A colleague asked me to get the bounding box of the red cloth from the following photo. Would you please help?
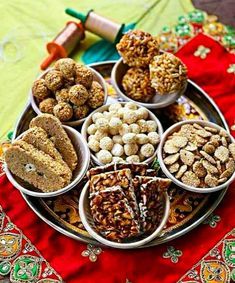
[1,33,235,283]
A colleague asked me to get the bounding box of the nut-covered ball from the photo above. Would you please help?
[32,79,50,100]
[126,155,140,163]
[111,143,124,157]
[69,84,89,106]
[73,104,90,119]
[117,30,159,67]
[140,143,155,158]
[148,132,160,145]
[55,88,70,103]
[53,102,73,121]
[88,139,100,153]
[44,70,63,91]
[122,68,155,102]
[124,143,138,156]
[100,137,113,151]
[39,98,57,114]
[54,58,76,82]
[87,81,105,109]
[75,64,93,89]
[96,150,112,164]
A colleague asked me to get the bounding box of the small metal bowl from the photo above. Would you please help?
[5,125,90,197]
[79,181,170,249]
[81,102,163,166]
[158,120,235,193]
[111,58,187,109]
[30,66,108,127]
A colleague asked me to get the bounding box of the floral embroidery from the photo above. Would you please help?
[163,246,183,263]
[203,213,221,228]
[227,64,235,74]
[81,244,102,262]
[194,45,211,59]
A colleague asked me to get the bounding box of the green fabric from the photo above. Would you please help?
[0,0,193,141]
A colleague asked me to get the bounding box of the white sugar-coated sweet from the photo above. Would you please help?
[117,107,125,118]
[87,124,97,135]
[92,112,103,123]
[88,139,100,152]
[94,130,107,141]
[124,143,138,156]
[136,133,149,144]
[130,123,140,134]
[119,123,131,136]
[95,118,109,131]
[88,134,96,141]
[112,156,124,163]
[146,120,157,132]
[109,127,119,135]
[136,107,149,120]
[148,132,160,145]
[96,150,112,164]
[103,111,113,120]
[100,137,114,151]
[123,110,138,124]
[112,135,124,145]
[109,117,122,129]
[126,155,140,163]
[109,103,122,112]
[111,143,124,157]
[140,143,155,157]
[122,133,136,144]
[125,102,138,110]
[137,119,148,133]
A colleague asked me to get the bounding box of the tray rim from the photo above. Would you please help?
[12,60,229,248]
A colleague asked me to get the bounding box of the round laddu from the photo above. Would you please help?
[44,70,64,92]
[87,81,105,109]
[75,64,93,88]
[54,58,76,82]
[73,104,90,119]
[53,102,73,121]
[32,78,50,100]
[55,88,70,103]
[39,98,57,114]
[69,84,89,106]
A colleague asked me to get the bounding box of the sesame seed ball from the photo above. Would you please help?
[116,30,159,67]
[39,98,57,114]
[124,143,138,156]
[75,64,93,89]
[94,130,108,141]
[148,132,160,145]
[73,104,90,119]
[45,70,63,92]
[113,135,124,145]
[69,84,89,106]
[88,139,100,152]
[112,157,124,163]
[130,123,140,134]
[137,119,148,133]
[125,102,138,110]
[126,155,140,163]
[87,81,105,109]
[109,117,122,129]
[87,124,97,135]
[96,118,109,131]
[100,137,113,151]
[109,103,122,112]
[123,110,138,124]
[111,143,124,157]
[96,150,112,164]
[32,79,50,100]
[136,107,149,120]
[54,58,76,82]
[146,120,157,132]
[140,143,155,158]
[122,133,136,144]
[55,88,70,103]
[92,112,104,123]
[53,102,73,121]
[119,124,131,136]
[136,134,149,145]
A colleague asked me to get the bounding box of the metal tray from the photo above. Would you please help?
[13,61,229,248]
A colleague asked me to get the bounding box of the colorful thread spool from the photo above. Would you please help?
[65,8,125,43]
[40,21,85,70]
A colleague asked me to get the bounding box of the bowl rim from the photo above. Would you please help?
[79,181,170,249]
[30,66,108,126]
[157,119,235,193]
[111,57,187,109]
[4,125,91,198]
[81,102,164,166]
